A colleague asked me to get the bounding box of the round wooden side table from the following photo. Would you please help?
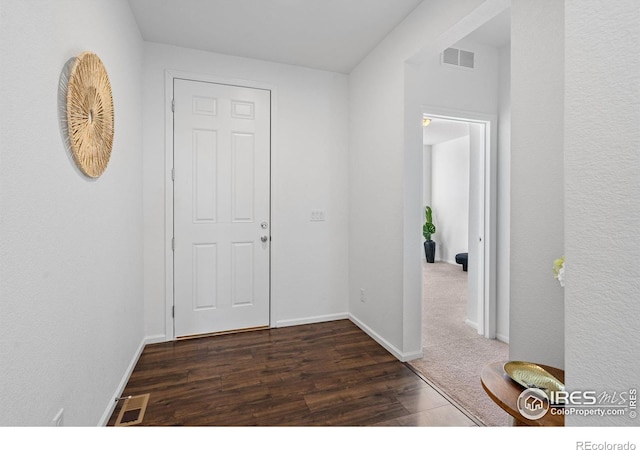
[481,361,565,426]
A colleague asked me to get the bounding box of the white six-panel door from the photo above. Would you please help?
[173,79,270,337]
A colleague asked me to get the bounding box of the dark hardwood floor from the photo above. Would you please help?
[107,320,478,426]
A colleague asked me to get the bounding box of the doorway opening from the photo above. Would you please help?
[421,111,494,336]
[408,111,509,426]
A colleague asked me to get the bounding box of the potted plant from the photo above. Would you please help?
[423,206,436,263]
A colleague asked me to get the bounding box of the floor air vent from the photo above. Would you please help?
[442,47,475,69]
[114,394,149,426]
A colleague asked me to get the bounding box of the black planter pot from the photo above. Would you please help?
[424,240,436,263]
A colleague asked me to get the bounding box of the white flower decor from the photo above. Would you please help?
[553,256,565,287]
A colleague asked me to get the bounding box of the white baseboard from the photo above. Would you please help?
[145,314,425,362]
[98,337,146,426]
[275,312,348,328]
[466,320,509,343]
[465,319,478,330]
[348,314,422,362]
[144,334,168,345]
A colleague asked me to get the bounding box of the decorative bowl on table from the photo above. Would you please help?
[503,361,565,404]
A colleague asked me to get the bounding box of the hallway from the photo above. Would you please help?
[408,261,510,426]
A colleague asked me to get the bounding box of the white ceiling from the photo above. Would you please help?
[127,0,424,73]
[423,118,470,146]
[464,8,511,48]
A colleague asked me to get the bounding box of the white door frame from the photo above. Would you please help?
[164,70,277,341]
[421,105,497,339]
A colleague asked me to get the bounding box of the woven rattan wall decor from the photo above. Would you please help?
[66,52,114,178]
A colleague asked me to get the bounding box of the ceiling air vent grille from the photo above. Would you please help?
[441,47,475,69]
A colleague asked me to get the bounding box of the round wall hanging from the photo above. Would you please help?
[66,52,114,178]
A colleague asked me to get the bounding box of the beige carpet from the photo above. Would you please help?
[408,261,511,426]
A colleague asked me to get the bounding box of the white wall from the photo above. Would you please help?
[495,43,511,343]
[509,0,564,368]
[420,37,500,115]
[431,136,470,264]
[0,0,143,426]
[349,0,507,360]
[565,0,640,426]
[142,43,350,340]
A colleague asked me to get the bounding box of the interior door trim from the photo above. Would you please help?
[164,69,277,342]
[420,105,498,340]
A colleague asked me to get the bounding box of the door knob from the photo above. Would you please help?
[261,235,269,243]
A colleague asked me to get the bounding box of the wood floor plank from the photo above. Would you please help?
[107,320,478,427]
